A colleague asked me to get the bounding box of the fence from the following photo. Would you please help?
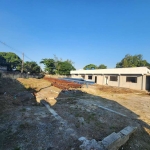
[0,72,44,79]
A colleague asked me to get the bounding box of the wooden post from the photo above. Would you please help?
[21,53,24,73]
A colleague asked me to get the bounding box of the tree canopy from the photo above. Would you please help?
[57,61,75,75]
[40,56,75,75]
[0,52,22,69]
[98,64,107,69]
[40,59,55,74]
[116,54,150,68]
[24,61,41,74]
[83,64,97,70]
[0,55,12,71]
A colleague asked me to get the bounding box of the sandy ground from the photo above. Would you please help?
[0,77,150,150]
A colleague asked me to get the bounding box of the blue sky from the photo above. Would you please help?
[0,0,150,69]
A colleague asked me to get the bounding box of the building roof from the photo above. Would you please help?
[70,67,150,75]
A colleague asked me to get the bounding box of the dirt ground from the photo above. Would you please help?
[0,77,150,150]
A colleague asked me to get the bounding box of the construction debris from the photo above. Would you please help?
[79,126,137,150]
[44,77,82,89]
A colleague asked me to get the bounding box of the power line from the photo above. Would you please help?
[0,40,34,62]
[0,40,43,71]
[0,40,22,54]
[24,54,34,61]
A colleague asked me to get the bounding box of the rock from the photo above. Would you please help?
[79,139,103,150]
[78,137,87,142]
[78,117,84,123]
[86,109,91,112]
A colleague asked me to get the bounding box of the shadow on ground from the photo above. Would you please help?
[52,89,150,150]
[0,77,149,150]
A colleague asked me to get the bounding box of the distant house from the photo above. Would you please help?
[70,67,150,91]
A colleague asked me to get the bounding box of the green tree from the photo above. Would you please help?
[57,61,75,75]
[98,64,107,69]
[40,59,55,74]
[116,54,150,68]
[83,64,97,70]
[24,61,40,74]
[0,55,12,71]
[0,52,22,69]
[40,56,76,75]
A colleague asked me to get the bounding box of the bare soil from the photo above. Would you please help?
[0,77,150,150]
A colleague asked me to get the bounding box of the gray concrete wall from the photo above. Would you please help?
[98,75,119,87]
[107,78,119,87]
[71,74,82,78]
[97,75,103,85]
[119,75,143,90]
[142,75,146,90]
[71,73,148,90]
[85,75,89,80]
[146,76,150,90]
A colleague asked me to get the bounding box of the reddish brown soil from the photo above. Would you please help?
[44,77,82,89]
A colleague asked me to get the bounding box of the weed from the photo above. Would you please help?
[20,108,26,112]
[75,113,80,117]
[14,147,20,150]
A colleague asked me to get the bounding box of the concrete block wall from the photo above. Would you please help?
[97,75,103,85]
[71,73,147,90]
[79,126,137,150]
[106,75,119,87]
[119,75,143,90]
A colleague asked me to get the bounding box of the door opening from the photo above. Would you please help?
[95,76,97,83]
[146,76,150,91]
[105,76,108,85]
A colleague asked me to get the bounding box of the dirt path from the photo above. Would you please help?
[0,78,150,150]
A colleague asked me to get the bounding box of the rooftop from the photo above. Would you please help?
[70,67,150,75]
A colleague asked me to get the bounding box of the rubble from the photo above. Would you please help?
[44,77,82,89]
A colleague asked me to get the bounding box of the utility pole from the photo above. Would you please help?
[21,53,24,73]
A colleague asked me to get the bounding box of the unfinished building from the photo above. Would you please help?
[70,67,150,91]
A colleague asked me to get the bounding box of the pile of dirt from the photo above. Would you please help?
[44,77,82,89]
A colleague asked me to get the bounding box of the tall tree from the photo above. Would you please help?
[40,59,55,74]
[98,64,107,69]
[0,52,22,69]
[24,61,40,74]
[0,55,12,71]
[116,54,150,68]
[57,61,75,75]
[40,56,76,75]
[83,64,97,70]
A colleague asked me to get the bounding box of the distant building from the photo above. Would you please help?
[70,67,150,91]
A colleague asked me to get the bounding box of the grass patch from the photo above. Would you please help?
[14,146,20,150]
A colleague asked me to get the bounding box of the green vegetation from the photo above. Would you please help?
[1,52,150,75]
[40,56,75,75]
[24,61,40,73]
[0,55,12,71]
[83,64,97,70]
[116,54,150,68]
[0,52,41,73]
[98,64,107,69]
[0,52,22,70]
[84,64,107,70]
[40,58,55,74]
